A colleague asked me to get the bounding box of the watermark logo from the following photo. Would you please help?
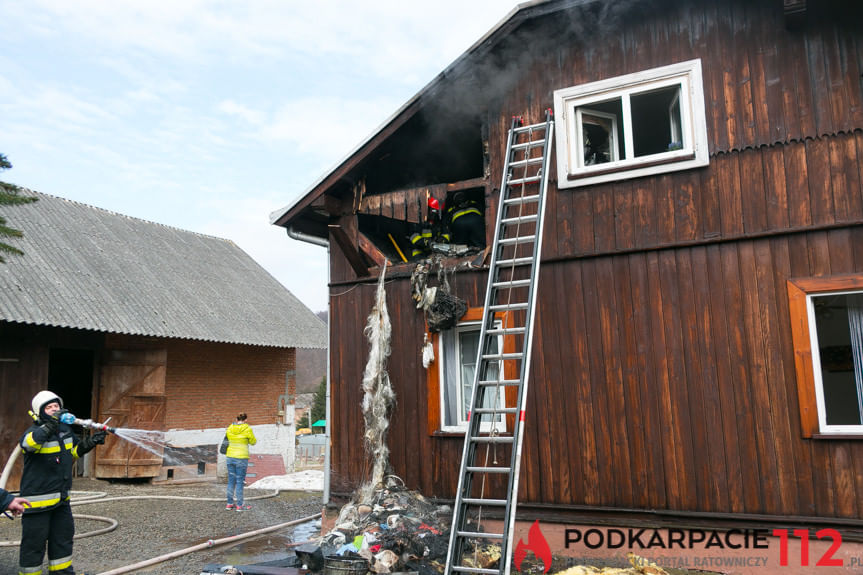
[514,520,552,573]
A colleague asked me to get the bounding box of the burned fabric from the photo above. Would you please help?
[410,258,468,333]
[357,265,396,505]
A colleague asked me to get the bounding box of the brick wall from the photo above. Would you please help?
[163,340,295,430]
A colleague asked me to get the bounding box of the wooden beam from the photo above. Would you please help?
[358,231,387,268]
[446,176,489,192]
[328,224,370,278]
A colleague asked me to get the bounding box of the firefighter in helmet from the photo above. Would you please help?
[447,191,484,248]
[17,391,106,575]
[410,196,450,259]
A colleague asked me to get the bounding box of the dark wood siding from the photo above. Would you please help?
[329,229,863,518]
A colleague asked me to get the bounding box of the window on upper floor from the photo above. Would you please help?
[788,276,863,437]
[553,59,709,188]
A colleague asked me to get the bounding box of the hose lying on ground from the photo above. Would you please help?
[94,512,321,575]
[0,488,283,547]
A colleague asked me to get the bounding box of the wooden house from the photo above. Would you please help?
[271,0,863,531]
[1,190,326,486]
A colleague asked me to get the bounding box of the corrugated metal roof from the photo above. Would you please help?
[0,189,327,349]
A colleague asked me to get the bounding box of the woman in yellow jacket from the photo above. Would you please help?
[225,412,256,510]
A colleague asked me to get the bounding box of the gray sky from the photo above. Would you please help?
[0,0,515,312]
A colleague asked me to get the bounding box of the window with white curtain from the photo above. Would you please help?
[809,291,863,431]
[438,320,505,432]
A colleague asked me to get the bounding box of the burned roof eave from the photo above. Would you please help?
[270,0,596,230]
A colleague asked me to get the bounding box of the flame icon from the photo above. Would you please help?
[513,519,552,573]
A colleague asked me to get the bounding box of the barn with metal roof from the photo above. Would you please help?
[0,189,326,484]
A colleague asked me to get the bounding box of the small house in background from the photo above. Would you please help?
[272,0,863,544]
[0,190,326,487]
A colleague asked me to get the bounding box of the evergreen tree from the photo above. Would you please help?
[310,376,326,424]
[297,378,325,430]
[297,412,310,430]
[0,154,37,263]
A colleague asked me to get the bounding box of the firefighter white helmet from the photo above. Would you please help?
[31,390,63,416]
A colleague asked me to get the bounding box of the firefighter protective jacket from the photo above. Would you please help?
[18,420,87,513]
[225,422,257,459]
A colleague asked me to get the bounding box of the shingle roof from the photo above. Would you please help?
[0,189,327,349]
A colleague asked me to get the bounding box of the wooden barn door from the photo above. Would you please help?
[94,349,166,479]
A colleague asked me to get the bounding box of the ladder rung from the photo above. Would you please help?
[478,379,521,386]
[483,352,523,361]
[452,567,499,575]
[489,302,528,312]
[503,194,540,205]
[515,120,551,132]
[492,279,531,289]
[457,530,505,539]
[501,215,537,225]
[495,257,533,267]
[486,327,525,336]
[462,497,508,506]
[473,407,517,414]
[470,436,514,444]
[507,175,542,186]
[508,157,544,169]
[497,236,535,246]
[466,465,511,474]
[511,138,546,151]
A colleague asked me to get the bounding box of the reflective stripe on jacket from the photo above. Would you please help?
[450,207,481,223]
[225,422,256,459]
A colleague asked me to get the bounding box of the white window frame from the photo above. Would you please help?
[553,59,709,188]
[438,320,505,433]
[576,108,620,166]
[807,290,863,434]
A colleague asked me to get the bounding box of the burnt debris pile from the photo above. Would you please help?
[301,476,502,575]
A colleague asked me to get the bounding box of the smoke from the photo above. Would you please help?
[422,0,657,124]
[356,265,396,504]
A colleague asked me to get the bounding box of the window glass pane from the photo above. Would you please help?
[813,294,863,425]
[441,328,459,427]
[630,85,682,157]
[459,329,479,422]
[435,323,504,429]
[577,98,623,166]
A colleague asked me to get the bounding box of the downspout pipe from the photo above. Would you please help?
[287,226,328,248]
[286,226,332,505]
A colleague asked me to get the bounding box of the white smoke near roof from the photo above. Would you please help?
[356,265,396,504]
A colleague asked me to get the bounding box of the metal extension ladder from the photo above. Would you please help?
[444,110,554,575]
